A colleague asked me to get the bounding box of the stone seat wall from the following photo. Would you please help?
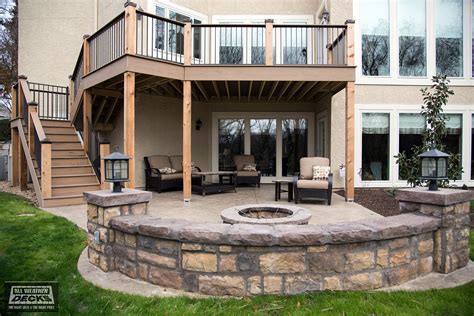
[84,188,472,296]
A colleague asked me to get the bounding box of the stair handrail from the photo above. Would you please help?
[15,76,53,204]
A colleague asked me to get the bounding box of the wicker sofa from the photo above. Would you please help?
[294,157,333,205]
[233,155,261,187]
[144,155,200,193]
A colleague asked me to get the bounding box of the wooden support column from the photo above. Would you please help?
[17,75,27,118]
[183,19,192,66]
[83,35,90,75]
[83,90,92,155]
[41,140,52,198]
[99,141,111,190]
[28,101,38,156]
[19,135,27,191]
[11,127,19,186]
[124,72,135,188]
[345,20,355,202]
[11,84,17,119]
[265,19,274,65]
[182,80,192,201]
[124,2,137,55]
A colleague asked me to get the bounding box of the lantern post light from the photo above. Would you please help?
[103,149,130,193]
[417,148,449,191]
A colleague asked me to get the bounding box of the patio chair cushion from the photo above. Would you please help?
[169,155,184,172]
[161,173,183,180]
[312,165,331,180]
[234,155,255,171]
[300,157,330,179]
[148,155,172,170]
[159,167,177,174]
[237,170,259,177]
[297,179,329,189]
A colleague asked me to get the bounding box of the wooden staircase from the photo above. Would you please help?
[34,119,100,207]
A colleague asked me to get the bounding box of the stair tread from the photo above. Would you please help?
[39,173,97,179]
[44,194,84,200]
[51,164,92,168]
[52,183,99,188]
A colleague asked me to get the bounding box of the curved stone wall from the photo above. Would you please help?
[84,188,472,296]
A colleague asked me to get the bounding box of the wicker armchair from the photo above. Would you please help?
[233,155,261,187]
[294,157,333,205]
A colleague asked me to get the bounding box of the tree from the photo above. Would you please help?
[395,76,463,187]
[0,0,17,109]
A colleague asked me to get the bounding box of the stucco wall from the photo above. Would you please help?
[105,94,325,189]
[18,0,95,86]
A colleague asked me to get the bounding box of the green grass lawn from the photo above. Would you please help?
[0,192,473,315]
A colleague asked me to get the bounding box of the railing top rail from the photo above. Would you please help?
[30,112,47,142]
[72,47,84,79]
[137,10,186,27]
[192,24,266,28]
[88,12,126,41]
[28,82,69,90]
[273,24,347,28]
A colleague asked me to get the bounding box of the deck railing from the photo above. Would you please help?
[88,12,125,72]
[28,82,69,120]
[72,48,84,98]
[191,24,267,65]
[136,11,186,63]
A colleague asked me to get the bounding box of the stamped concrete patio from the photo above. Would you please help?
[44,185,381,231]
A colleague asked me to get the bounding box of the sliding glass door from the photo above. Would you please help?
[214,113,314,182]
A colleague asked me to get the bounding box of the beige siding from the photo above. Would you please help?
[18,0,95,86]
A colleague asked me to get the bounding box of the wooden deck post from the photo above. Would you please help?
[99,141,111,190]
[124,71,135,188]
[124,2,137,55]
[265,19,274,65]
[11,84,17,119]
[83,35,90,75]
[83,89,92,155]
[19,134,27,191]
[182,80,192,201]
[41,140,52,198]
[17,75,27,118]
[28,101,38,156]
[183,19,192,66]
[344,20,355,202]
[11,127,19,186]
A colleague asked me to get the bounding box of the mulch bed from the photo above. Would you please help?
[335,189,401,217]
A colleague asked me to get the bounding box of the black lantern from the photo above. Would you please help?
[104,149,130,193]
[195,118,203,131]
[417,149,449,191]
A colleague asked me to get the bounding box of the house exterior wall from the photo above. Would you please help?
[18,0,95,86]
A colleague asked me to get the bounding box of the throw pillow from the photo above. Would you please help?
[312,165,330,180]
[242,163,257,171]
[159,167,176,174]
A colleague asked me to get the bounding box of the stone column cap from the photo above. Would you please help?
[84,189,152,207]
[396,187,473,206]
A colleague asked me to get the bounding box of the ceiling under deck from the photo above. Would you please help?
[97,74,347,104]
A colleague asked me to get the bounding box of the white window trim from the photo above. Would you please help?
[354,0,474,86]
[355,104,473,188]
[149,0,208,22]
[212,112,315,183]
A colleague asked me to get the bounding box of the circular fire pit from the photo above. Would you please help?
[221,204,311,225]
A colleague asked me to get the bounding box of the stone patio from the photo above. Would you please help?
[44,185,381,231]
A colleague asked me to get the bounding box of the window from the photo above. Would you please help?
[443,114,462,179]
[472,0,474,77]
[250,119,277,176]
[282,25,307,64]
[436,0,463,77]
[471,114,474,179]
[218,119,245,171]
[398,113,425,178]
[360,0,390,76]
[362,113,390,180]
[282,119,308,176]
[155,5,203,59]
[398,0,427,76]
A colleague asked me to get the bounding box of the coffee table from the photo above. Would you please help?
[272,179,294,202]
[192,171,237,196]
